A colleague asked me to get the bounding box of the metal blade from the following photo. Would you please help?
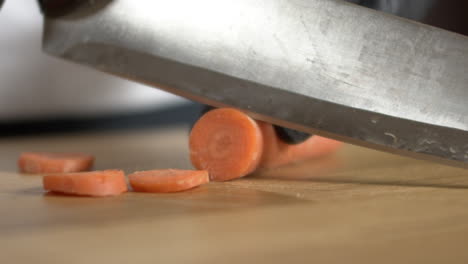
[42,0,468,167]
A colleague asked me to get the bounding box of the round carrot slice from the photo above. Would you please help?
[43,170,127,197]
[128,169,209,193]
[189,108,263,181]
[18,152,94,174]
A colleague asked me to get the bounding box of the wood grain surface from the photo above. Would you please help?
[1,126,468,264]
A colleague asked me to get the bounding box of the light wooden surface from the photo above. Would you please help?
[1,126,468,264]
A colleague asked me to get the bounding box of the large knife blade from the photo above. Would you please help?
[41,0,468,168]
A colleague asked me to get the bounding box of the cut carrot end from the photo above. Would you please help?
[189,108,263,181]
[18,152,94,174]
[129,169,209,193]
[43,170,127,197]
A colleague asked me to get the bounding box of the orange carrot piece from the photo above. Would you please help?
[43,170,127,197]
[128,169,209,193]
[258,122,342,169]
[189,108,342,181]
[189,108,263,181]
[18,152,94,174]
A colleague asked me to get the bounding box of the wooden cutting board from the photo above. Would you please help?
[1,126,468,264]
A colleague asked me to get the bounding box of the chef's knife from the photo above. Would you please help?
[39,0,468,168]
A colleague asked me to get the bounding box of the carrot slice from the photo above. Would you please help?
[18,152,94,174]
[189,108,342,181]
[128,169,209,193]
[258,122,342,169]
[43,170,127,197]
[189,108,263,181]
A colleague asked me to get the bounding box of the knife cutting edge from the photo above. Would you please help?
[38,0,468,168]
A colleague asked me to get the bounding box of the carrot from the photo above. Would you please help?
[189,108,263,181]
[128,169,209,193]
[18,152,94,174]
[258,122,343,169]
[43,170,127,197]
[189,108,342,181]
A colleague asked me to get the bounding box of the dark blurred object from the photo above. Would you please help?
[38,0,113,18]
[199,105,215,116]
[37,0,82,17]
[273,126,312,145]
[0,103,200,137]
[348,0,468,35]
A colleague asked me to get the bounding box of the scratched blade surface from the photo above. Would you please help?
[42,0,468,167]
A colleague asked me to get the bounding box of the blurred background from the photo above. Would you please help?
[0,0,201,136]
[0,0,466,137]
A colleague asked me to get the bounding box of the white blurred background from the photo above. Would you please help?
[0,0,186,122]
